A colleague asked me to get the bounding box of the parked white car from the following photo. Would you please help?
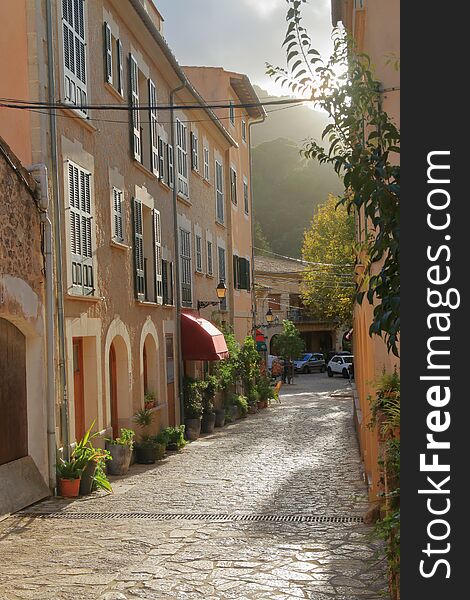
[327,355,354,379]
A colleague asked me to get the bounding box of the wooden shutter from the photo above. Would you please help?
[62,0,87,112]
[117,39,123,96]
[233,255,239,288]
[167,144,174,188]
[245,258,251,291]
[153,209,163,304]
[149,80,159,177]
[104,22,112,84]
[112,187,123,242]
[158,137,165,180]
[129,54,141,161]
[69,161,93,295]
[230,169,237,205]
[132,197,145,299]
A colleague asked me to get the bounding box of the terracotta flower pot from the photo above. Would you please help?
[79,460,97,496]
[248,404,258,415]
[59,477,81,498]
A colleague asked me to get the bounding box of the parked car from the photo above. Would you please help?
[327,354,354,378]
[294,353,326,374]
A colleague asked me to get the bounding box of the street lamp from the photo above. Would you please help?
[266,308,274,324]
[197,279,227,311]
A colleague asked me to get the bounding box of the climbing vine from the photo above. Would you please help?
[267,0,400,356]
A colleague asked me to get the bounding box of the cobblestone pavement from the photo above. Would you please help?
[0,375,388,599]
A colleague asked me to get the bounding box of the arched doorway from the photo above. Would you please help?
[142,334,158,403]
[0,318,27,466]
[108,336,130,437]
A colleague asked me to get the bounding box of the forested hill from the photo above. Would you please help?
[251,87,342,258]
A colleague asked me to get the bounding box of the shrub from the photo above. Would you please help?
[183,376,204,419]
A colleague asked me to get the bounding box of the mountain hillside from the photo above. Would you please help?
[251,88,343,258]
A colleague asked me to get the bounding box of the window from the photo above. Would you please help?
[243,178,249,213]
[203,147,210,181]
[215,160,224,223]
[129,54,141,161]
[233,255,240,288]
[218,247,227,310]
[132,198,162,303]
[180,228,192,306]
[112,187,124,243]
[191,132,199,171]
[62,0,87,114]
[176,119,188,198]
[195,235,203,272]
[268,294,281,311]
[103,23,123,96]
[207,240,213,275]
[149,80,159,177]
[229,100,235,126]
[68,161,94,295]
[162,260,174,305]
[241,119,247,142]
[234,256,250,290]
[230,168,237,205]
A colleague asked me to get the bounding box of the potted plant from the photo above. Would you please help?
[183,377,204,441]
[144,391,157,410]
[234,394,248,418]
[133,408,159,464]
[56,458,83,498]
[72,422,112,495]
[201,375,218,434]
[105,428,135,475]
[247,387,260,413]
[159,426,186,451]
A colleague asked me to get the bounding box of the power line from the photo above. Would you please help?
[254,247,355,269]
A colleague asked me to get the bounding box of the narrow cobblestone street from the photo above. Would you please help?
[0,376,388,600]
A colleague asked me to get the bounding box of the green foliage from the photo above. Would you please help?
[71,421,112,492]
[158,425,186,451]
[213,333,241,393]
[256,375,276,403]
[247,387,260,407]
[200,375,218,416]
[230,393,248,417]
[267,2,400,356]
[238,336,261,396]
[301,194,355,324]
[369,369,400,435]
[183,376,204,419]
[253,138,342,257]
[133,408,154,430]
[56,458,83,480]
[273,320,305,361]
[107,428,135,448]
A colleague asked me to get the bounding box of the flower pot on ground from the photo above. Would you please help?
[214,409,225,427]
[183,376,204,441]
[56,458,83,498]
[72,421,112,495]
[201,375,218,434]
[106,428,134,475]
[157,425,186,451]
[133,408,159,465]
[247,388,260,414]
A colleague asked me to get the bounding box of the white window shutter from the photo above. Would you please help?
[62,0,87,113]
[129,54,141,161]
[153,209,163,304]
[104,22,112,84]
[149,80,159,177]
[158,137,165,180]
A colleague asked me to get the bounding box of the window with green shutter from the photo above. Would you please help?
[132,197,145,299]
[129,54,141,161]
[149,80,159,177]
[153,209,163,304]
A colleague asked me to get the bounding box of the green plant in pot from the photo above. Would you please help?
[201,375,218,434]
[247,387,260,413]
[105,428,135,475]
[72,422,112,495]
[158,425,186,451]
[133,408,159,464]
[144,391,157,410]
[183,376,204,441]
[56,458,84,498]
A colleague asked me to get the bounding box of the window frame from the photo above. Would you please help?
[207,240,213,276]
[112,186,124,243]
[215,160,224,224]
[195,234,203,273]
[203,147,210,181]
[180,228,192,307]
[62,0,88,115]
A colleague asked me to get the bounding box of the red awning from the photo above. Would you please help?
[181,312,229,361]
[255,329,265,343]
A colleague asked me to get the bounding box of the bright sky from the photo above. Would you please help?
[154,0,334,98]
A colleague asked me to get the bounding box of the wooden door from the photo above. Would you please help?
[109,343,118,439]
[73,338,85,442]
[0,318,27,466]
[166,335,176,426]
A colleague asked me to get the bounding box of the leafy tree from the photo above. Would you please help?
[301,194,355,325]
[238,336,261,396]
[273,320,305,361]
[267,2,400,356]
[212,332,240,395]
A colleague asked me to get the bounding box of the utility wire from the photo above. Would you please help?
[255,247,355,268]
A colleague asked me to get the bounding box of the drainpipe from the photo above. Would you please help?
[248,115,266,339]
[46,0,70,459]
[170,81,187,424]
[26,164,57,492]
